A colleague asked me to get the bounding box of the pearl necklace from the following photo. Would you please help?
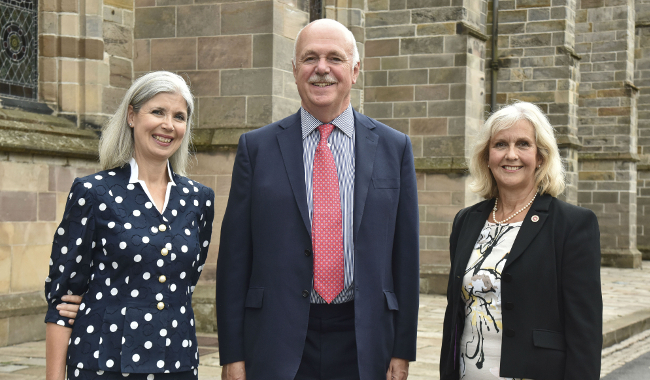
[493,193,537,225]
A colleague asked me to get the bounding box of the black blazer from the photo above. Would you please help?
[440,194,602,380]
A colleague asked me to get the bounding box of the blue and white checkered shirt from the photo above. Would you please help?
[301,105,355,304]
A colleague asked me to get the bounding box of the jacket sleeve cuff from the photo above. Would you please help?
[44,308,73,329]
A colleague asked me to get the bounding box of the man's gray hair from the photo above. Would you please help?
[293,19,360,67]
[99,71,194,176]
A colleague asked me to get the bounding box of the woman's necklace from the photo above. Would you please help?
[493,192,537,225]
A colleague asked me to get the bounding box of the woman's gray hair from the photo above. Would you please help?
[98,71,194,176]
[292,18,360,67]
[469,102,566,199]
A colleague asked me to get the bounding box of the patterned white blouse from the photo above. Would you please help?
[460,221,531,380]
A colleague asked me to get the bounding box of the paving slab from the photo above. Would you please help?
[0,262,648,379]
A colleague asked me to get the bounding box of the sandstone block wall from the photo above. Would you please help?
[39,0,134,129]
[576,0,642,267]
[133,0,309,135]
[635,0,650,259]
[361,0,488,292]
[4,0,650,347]
[0,150,99,346]
[487,0,582,204]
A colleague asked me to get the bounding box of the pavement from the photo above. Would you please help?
[0,262,648,380]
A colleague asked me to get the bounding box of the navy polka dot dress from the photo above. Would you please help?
[44,159,215,379]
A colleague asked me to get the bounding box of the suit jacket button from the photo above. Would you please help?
[505,329,515,337]
[302,290,309,298]
[503,273,512,283]
[159,224,167,232]
[504,302,514,310]
[157,302,165,310]
[304,249,312,257]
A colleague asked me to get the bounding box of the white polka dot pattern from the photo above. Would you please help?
[43,166,215,375]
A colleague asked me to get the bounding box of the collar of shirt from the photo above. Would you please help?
[128,157,177,186]
[301,104,354,140]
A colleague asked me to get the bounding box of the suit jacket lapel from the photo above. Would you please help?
[353,111,378,243]
[276,112,311,236]
[504,194,552,268]
[453,200,493,278]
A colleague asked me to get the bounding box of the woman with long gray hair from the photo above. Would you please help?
[44,71,215,380]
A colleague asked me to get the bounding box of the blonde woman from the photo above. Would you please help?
[45,71,215,380]
[440,102,602,380]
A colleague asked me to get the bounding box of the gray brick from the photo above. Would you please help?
[407,0,450,8]
[388,69,429,85]
[423,136,464,156]
[381,57,409,70]
[366,25,416,39]
[411,7,466,24]
[364,103,393,118]
[177,4,221,37]
[199,96,246,128]
[366,11,411,27]
[510,33,553,47]
[394,102,427,118]
[401,37,444,55]
[221,68,273,96]
[221,1,273,35]
[246,96,272,127]
[134,7,175,39]
[410,54,455,68]
[429,67,466,84]
[428,100,465,117]
[365,71,388,86]
[529,8,550,21]
[533,67,571,79]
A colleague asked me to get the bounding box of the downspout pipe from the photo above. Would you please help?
[491,0,499,112]
[310,0,323,22]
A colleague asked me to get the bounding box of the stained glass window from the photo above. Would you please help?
[0,0,37,99]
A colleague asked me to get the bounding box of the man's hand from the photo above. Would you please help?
[56,295,82,325]
[222,361,246,380]
[386,357,409,380]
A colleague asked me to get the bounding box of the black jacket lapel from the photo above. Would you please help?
[453,200,494,278]
[504,194,552,268]
[353,111,378,243]
[276,112,311,236]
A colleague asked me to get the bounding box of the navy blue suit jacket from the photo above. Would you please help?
[216,110,420,380]
[45,164,215,374]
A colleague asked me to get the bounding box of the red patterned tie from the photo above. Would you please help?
[312,124,344,304]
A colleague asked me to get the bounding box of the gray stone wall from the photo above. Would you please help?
[487,0,582,204]
[362,0,488,293]
[576,0,642,267]
[134,0,308,134]
[635,0,650,259]
[38,0,134,129]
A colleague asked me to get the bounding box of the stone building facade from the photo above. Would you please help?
[0,0,648,344]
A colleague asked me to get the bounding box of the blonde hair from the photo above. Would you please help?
[98,71,194,176]
[469,102,566,199]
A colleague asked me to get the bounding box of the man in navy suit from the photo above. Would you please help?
[216,19,419,380]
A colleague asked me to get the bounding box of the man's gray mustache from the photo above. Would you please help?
[308,75,338,84]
